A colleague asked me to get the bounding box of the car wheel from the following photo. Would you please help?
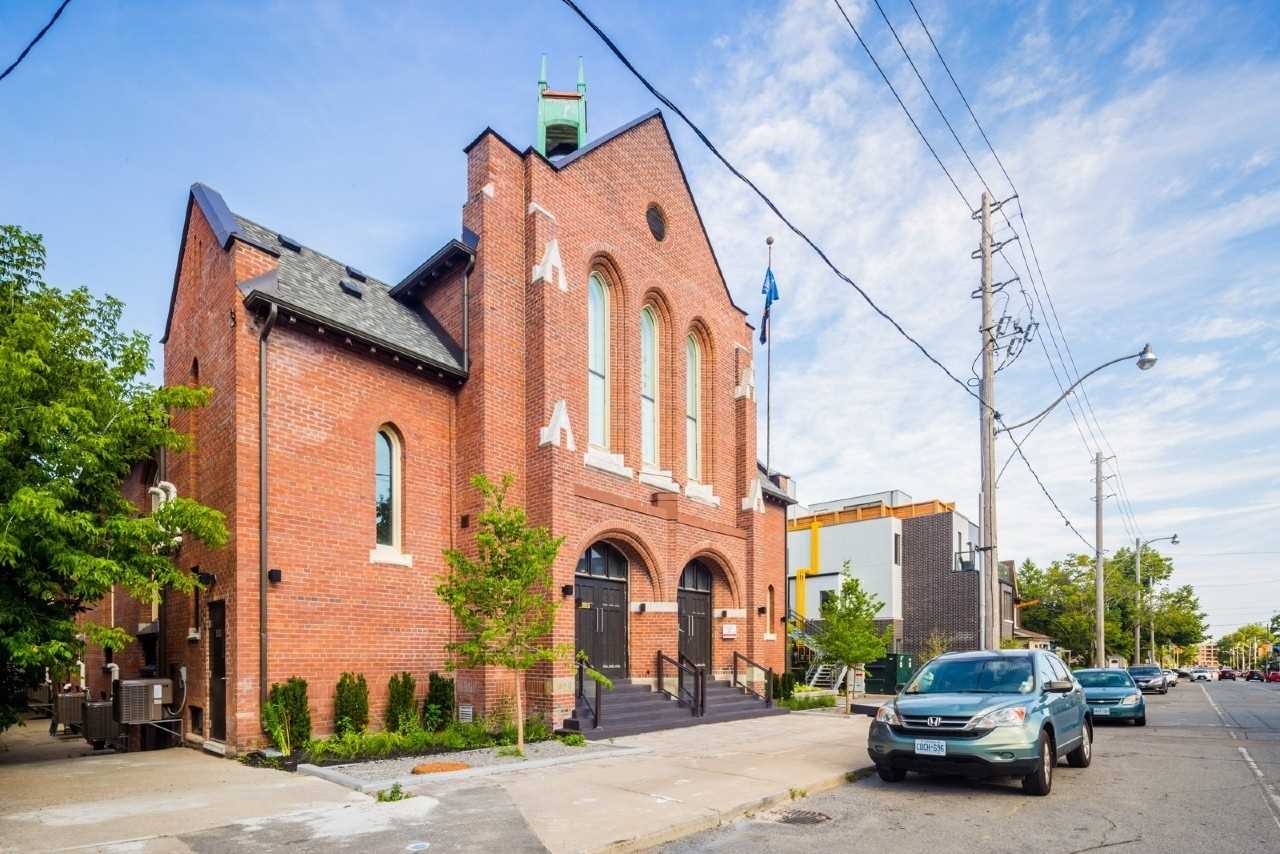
[1067,720,1093,768]
[1022,731,1054,796]
[1160,686,1168,695]
[1134,715,1146,727]
[876,763,907,783]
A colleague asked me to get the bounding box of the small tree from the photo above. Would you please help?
[811,570,892,712]
[921,631,952,663]
[333,672,368,736]
[438,474,566,755]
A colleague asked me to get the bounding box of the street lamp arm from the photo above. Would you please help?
[996,349,1146,434]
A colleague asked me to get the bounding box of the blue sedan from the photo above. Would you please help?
[1073,668,1147,726]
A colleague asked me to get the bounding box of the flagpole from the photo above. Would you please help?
[765,235,774,475]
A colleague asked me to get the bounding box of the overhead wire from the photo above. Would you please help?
[558,0,1096,551]
[0,0,72,84]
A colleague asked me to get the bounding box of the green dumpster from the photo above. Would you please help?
[863,653,915,694]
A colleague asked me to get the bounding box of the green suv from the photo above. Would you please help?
[867,649,1091,796]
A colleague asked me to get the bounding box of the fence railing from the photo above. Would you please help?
[576,659,603,729]
[657,651,703,716]
[732,650,774,707]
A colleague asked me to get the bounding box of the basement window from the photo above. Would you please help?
[190,706,204,736]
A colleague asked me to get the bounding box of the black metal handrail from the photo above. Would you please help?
[732,650,774,707]
[657,651,702,716]
[576,659,603,729]
[678,651,707,716]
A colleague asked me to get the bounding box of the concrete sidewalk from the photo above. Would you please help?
[407,711,875,852]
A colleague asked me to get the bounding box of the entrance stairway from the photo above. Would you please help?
[560,678,788,740]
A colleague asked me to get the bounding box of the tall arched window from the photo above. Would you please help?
[640,306,658,468]
[375,428,400,548]
[685,334,701,481]
[588,273,609,449]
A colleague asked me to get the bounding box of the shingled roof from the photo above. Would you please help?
[162,183,467,379]
[234,216,465,376]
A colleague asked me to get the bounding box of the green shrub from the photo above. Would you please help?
[497,714,553,746]
[559,732,586,747]
[424,672,454,730]
[334,672,369,736]
[376,782,409,802]
[780,694,835,711]
[263,677,311,753]
[771,671,796,702]
[496,744,523,758]
[385,672,418,735]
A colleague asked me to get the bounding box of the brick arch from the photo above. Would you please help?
[677,544,742,609]
[565,523,664,601]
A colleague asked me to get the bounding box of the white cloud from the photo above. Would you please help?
[682,0,1280,631]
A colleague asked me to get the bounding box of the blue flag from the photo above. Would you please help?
[759,267,779,344]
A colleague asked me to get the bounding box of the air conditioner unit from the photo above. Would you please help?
[82,700,119,749]
[114,679,173,724]
[55,691,85,728]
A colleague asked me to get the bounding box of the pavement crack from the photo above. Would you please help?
[1061,837,1142,854]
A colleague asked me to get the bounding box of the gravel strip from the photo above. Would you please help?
[331,739,607,783]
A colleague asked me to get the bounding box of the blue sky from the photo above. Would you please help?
[3,0,1278,644]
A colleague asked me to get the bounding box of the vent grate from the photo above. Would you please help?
[339,279,364,298]
[277,234,302,252]
[756,808,831,826]
[345,265,367,282]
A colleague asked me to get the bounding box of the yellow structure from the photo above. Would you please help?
[792,519,821,626]
[787,498,956,532]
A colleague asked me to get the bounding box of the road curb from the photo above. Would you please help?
[299,743,653,794]
[598,763,878,852]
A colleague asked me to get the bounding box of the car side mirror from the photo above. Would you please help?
[1044,679,1073,693]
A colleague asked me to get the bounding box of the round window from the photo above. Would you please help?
[645,204,666,242]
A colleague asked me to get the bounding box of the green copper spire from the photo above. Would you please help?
[536,54,588,158]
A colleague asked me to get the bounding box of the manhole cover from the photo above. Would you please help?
[757,808,831,826]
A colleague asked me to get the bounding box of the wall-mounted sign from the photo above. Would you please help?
[721,624,738,639]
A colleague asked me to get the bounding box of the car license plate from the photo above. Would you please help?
[1093,706,1110,716]
[914,739,946,757]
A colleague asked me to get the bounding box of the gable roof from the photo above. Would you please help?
[234,216,465,376]
[162,183,465,378]
[465,110,750,321]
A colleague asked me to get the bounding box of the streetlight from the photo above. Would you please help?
[981,344,1159,662]
[1135,533,1179,664]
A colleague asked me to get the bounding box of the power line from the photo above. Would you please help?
[902,0,1147,541]
[830,0,972,210]
[559,0,1097,553]
[0,0,72,84]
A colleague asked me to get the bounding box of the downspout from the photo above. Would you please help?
[461,253,474,373]
[258,303,278,711]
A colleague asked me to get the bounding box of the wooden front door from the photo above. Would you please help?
[575,577,627,680]
[208,600,226,742]
[678,589,712,670]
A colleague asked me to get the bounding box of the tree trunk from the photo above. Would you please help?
[514,668,525,756]
[845,664,853,714]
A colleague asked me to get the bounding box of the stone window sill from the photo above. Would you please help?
[639,466,680,493]
[584,447,634,480]
[685,480,721,507]
[369,546,414,567]
[763,632,777,641]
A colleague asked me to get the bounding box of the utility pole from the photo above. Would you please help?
[1094,451,1106,667]
[978,190,1000,650]
[1134,536,1142,664]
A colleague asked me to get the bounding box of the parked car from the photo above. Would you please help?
[1267,671,1280,683]
[1220,669,1237,681]
[1190,668,1212,682]
[1244,670,1264,682]
[1073,668,1147,726]
[1162,669,1180,687]
[1127,665,1168,694]
[868,650,1091,796]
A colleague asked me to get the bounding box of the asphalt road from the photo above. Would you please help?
[663,679,1280,854]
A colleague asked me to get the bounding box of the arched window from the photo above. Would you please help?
[588,273,609,449]
[575,541,628,580]
[640,306,659,467]
[375,428,400,548]
[685,334,702,481]
[679,560,712,592]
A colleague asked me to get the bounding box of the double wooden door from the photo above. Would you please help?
[678,589,711,670]
[575,577,627,680]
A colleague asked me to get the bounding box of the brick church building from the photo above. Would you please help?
[89,64,795,753]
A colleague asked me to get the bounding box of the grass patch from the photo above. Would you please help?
[496,744,524,758]
[558,732,586,747]
[376,782,410,802]
[780,694,836,711]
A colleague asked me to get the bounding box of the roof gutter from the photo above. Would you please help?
[258,302,278,712]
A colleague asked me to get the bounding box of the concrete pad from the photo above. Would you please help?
[0,723,360,853]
